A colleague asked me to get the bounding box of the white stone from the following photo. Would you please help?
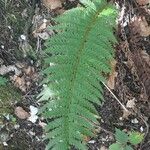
[20,34,26,40]
[131,118,139,124]
[88,140,95,144]
[140,126,144,132]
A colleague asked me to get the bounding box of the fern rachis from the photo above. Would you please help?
[39,0,118,149]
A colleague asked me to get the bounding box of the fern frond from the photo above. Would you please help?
[39,0,117,149]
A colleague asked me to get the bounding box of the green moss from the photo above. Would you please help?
[0,0,36,59]
[0,84,22,118]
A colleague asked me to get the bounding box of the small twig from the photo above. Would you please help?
[103,82,129,112]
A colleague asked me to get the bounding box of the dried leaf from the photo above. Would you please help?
[15,62,26,69]
[132,16,150,37]
[35,21,47,33]
[32,19,54,39]
[39,121,47,128]
[83,135,90,142]
[126,99,135,109]
[23,66,35,76]
[122,110,132,119]
[107,60,118,89]
[36,32,50,40]
[42,0,63,10]
[33,19,48,35]
[136,0,150,5]
[14,107,30,119]
[11,75,26,92]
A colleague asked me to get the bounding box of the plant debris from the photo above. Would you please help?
[14,106,30,120]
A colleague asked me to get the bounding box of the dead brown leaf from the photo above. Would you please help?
[42,0,63,10]
[23,66,35,76]
[32,18,54,39]
[122,110,132,120]
[132,16,150,37]
[10,75,26,92]
[83,135,90,142]
[107,60,118,89]
[126,98,135,109]
[39,121,47,128]
[136,0,150,5]
[100,146,108,150]
[33,21,47,34]
[14,107,30,119]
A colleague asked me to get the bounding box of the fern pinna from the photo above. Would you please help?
[39,0,117,149]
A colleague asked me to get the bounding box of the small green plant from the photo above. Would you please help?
[0,76,7,86]
[109,128,144,150]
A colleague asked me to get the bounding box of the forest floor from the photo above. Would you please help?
[0,0,150,150]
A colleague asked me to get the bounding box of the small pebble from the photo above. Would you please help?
[29,131,35,136]
[3,142,8,146]
[20,34,26,40]
[7,26,11,29]
[14,124,20,129]
[88,140,95,144]
[140,126,144,132]
[1,45,4,49]
[131,118,139,124]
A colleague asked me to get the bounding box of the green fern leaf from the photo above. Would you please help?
[40,0,117,149]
